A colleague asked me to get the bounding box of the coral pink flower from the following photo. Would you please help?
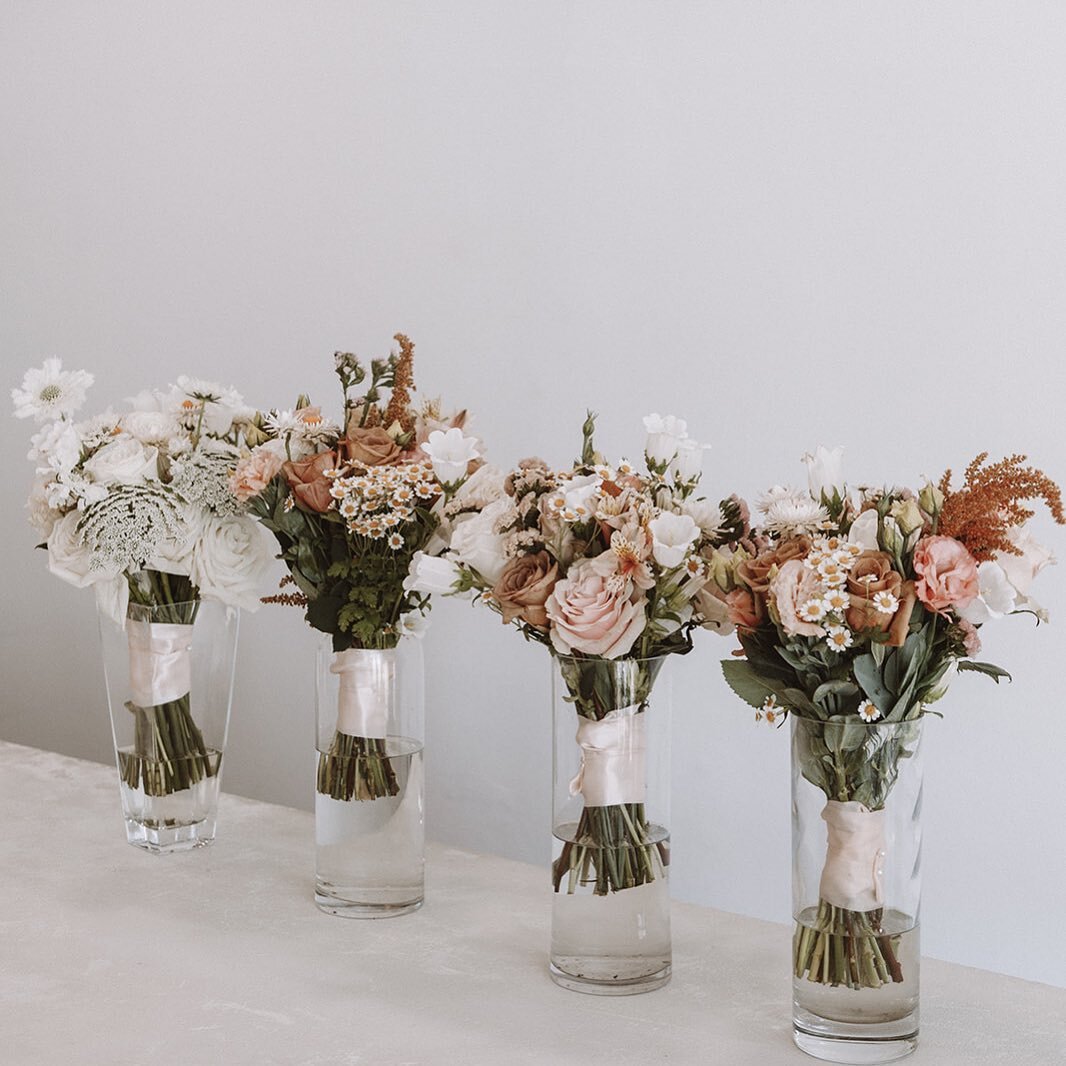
[769,559,826,638]
[230,446,284,503]
[545,559,646,659]
[912,535,980,613]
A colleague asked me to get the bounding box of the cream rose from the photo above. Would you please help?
[189,513,276,611]
[120,410,179,444]
[83,438,159,486]
[47,511,113,588]
[403,551,463,595]
[545,560,646,659]
[449,497,512,584]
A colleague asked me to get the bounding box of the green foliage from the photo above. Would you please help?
[957,660,1012,683]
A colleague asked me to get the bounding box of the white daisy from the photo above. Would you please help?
[825,625,854,653]
[755,694,787,726]
[798,598,828,623]
[12,359,94,422]
[872,590,899,615]
[387,532,404,550]
[857,699,881,723]
[822,588,850,613]
[337,498,359,519]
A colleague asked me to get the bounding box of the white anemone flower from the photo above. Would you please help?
[12,359,94,422]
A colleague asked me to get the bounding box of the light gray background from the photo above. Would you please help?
[2,2,1064,986]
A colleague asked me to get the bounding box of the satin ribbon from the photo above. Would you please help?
[330,649,394,739]
[569,708,647,807]
[819,800,887,911]
[127,621,194,707]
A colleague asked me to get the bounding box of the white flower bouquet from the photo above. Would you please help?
[13,360,276,799]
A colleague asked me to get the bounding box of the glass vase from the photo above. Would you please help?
[99,598,238,852]
[314,638,424,917]
[550,654,672,995]
[791,714,924,1063]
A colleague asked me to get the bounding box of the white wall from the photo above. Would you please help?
[2,1,1065,986]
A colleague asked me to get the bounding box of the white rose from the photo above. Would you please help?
[648,511,700,569]
[83,438,159,486]
[669,438,708,482]
[802,445,845,503]
[680,497,724,538]
[557,473,602,519]
[189,513,276,611]
[26,476,62,538]
[47,511,114,588]
[121,410,179,444]
[146,506,204,577]
[848,509,880,552]
[403,551,463,595]
[422,427,481,484]
[642,413,688,466]
[449,497,512,584]
[450,463,506,508]
[957,562,1018,625]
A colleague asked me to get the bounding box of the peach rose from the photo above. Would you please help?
[546,559,646,659]
[342,426,403,467]
[726,587,760,630]
[283,450,337,513]
[492,551,559,630]
[913,535,980,613]
[769,558,826,638]
[230,446,284,503]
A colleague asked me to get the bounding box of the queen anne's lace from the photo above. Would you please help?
[78,484,187,572]
[169,446,242,517]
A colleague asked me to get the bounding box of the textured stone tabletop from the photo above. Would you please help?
[1,741,1063,1065]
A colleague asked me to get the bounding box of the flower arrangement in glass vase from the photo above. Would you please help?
[12,359,276,847]
[407,411,748,990]
[719,445,1063,1058]
[235,335,479,800]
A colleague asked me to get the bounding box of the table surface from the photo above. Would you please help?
[2,741,1063,1066]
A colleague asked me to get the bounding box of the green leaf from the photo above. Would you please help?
[813,680,859,705]
[721,661,777,709]
[957,660,1013,684]
[853,653,893,716]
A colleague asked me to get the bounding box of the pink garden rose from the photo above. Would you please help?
[769,558,826,638]
[726,587,760,630]
[912,535,980,613]
[230,446,284,503]
[545,559,646,659]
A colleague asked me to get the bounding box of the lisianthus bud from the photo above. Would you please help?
[918,480,945,518]
[890,498,925,537]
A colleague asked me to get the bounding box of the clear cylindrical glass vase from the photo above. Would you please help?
[314,638,425,917]
[791,714,925,1062]
[550,654,672,995]
[99,598,238,852]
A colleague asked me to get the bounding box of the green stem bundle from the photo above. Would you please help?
[316,733,399,802]
[793,899,903,989]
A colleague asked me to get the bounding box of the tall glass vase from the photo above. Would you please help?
[791,715,924,1063]
[99,598,238,852]
[550,654,672,995]
[314,637,424,917]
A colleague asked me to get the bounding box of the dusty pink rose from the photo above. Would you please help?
[913,535,979,613]
[283,450,338,513]
[769,558,826,638]
[957,618,982,656]
[230,446,284,503]
[725,588,760,630]
[545,560,646,659]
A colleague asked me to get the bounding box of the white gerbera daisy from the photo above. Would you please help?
[12,359,94,422]
[825,625,854,653]
[857,699,881,723]
[872,590,899,615]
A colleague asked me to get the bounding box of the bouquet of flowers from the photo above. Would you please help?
[408,412,748,896]
[235,333,479,802]
[721,445,1064,990]
[13,359,276,797]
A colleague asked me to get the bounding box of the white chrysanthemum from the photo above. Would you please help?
[264,409,301,436]
[761,490,831,537]
[755,485,794,513]
[857,699,881,723]
[825,625,854,653]
[12,359,94,422]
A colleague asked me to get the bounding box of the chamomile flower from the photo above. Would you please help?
[387,532,404,550]
[755,694,787,726]
[337,498,359,519]
[804,550,827,571]
[857,699,881,723]
[684,556,706,579]
[822,588,850,613]
[617,459,635,476]
[415,481,436,500]
[825,625,854,653]
[817,558,847,584]
[843,542,863,559]
[330,483,348,500]
[872,590,899,614]
[799,598,828,623]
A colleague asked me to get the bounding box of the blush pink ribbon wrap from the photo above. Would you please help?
[819,800,887,912]
[569,709,647,807]
[330,649,394,739]
[127,621,194,707]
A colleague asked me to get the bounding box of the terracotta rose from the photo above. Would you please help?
[845,550,916,647]
[342,426,404,467]
[736,535,812,622]
[492,551,559,630]
[283,450,337,513]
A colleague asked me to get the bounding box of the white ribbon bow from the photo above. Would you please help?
[819,800,887,911]
[568,709,647,807]
[330,648,395,739]
[127,621,194,707]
